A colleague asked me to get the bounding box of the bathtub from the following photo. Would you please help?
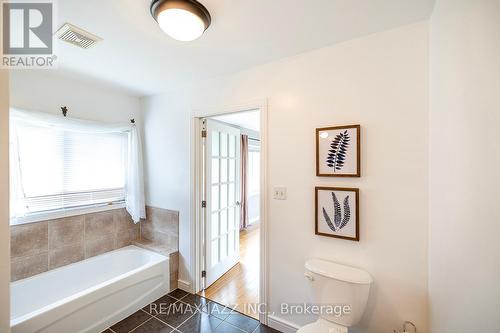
[11,245,169,333]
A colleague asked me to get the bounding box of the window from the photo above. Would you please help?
[9,109,145,223]
[248,149,260,196]
[247,138,260,225]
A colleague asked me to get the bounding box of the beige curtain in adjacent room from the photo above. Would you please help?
[240,134,249,229]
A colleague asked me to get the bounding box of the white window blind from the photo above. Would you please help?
[11,118,127,216]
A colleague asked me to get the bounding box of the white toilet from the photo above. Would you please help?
[298,258,373,333]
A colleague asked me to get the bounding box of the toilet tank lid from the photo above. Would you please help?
[305,259,373,284]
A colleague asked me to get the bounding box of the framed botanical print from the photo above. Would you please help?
[316,125,360,177]
[315,187,359,241]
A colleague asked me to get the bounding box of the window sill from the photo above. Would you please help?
[10,202,126,226]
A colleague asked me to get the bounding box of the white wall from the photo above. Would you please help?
[0,69,11,332]
[143,22,429,333]
[9,70,142,124]
[141,93,192,284]
[429,1,500,332]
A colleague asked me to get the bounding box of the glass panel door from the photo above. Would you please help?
[204,119,241,288]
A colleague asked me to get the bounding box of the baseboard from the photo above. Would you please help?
[268,315,300,333]
[177,279,192,293]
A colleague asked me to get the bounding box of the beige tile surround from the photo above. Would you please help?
[140,206,179,251]
[10,208,139,281]
[134,206,180,290]
[10,206,180,288]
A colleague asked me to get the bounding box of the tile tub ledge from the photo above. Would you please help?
[132,239,177,257]
[133,239,179,291]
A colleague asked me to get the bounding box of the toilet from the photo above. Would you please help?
[297,258,373,333]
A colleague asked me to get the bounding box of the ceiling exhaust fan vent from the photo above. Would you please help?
[55,23,102,49]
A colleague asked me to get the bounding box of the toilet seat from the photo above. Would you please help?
[297,318,348,333]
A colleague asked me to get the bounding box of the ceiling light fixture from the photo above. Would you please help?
[150,0,211,42]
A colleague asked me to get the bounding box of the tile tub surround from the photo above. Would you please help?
[140,206,179,251]
[132,238,180,292]
[11,208,139,281]
[137,206,180,291]
[106,289,280,333]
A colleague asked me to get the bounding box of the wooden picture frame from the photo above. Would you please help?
[315,187,359,241]
[316,125,361,177]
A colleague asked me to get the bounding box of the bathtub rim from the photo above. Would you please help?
[10,245,168,326]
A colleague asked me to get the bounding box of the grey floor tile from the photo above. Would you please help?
[110,310,153,333]
[224,312,260,333]
[177,312,223,332]
[155,302,197,329]
[143,295,179,315]
[214,321,245,333]
[252,324,281,333]
[168,289,189,300]
[131,317,174,333]
[202,301,233,321]
[180,293,209,309]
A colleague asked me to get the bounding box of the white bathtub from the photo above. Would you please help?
[11,245,169,333]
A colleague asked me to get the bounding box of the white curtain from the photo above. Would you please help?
[126,125,146,223]
[9,120,27,217]
[10,108,146,223]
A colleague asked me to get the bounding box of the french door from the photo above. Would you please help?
[204,119,241,288]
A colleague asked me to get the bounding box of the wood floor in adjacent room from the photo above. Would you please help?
[199,223,260,319]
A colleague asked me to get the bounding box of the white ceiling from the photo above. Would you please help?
[212,110,260,132]
[55,0,435,96]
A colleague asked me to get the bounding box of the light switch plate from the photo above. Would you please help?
[273,187,287,200]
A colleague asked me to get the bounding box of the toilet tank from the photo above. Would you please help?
[305,259,372,327]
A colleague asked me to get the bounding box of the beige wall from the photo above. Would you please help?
[143,22,429,333]
[429,0,500,331]
[0,68,10,331]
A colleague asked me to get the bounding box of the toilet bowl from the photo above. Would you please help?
[297,258,373,333]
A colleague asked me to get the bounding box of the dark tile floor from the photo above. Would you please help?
[103,289,281,333]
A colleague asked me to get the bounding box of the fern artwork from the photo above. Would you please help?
[316,125,360,177]
[315,187,359,241]
[322,192,350,232]
[326,130,350,172]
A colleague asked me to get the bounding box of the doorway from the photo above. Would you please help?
[195,109,263,319]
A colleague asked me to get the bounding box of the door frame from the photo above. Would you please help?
[190,100,269,325]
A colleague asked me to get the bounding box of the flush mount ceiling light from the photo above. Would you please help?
[150,0,211,42]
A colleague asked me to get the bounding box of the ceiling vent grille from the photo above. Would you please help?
[55,23,102,49]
